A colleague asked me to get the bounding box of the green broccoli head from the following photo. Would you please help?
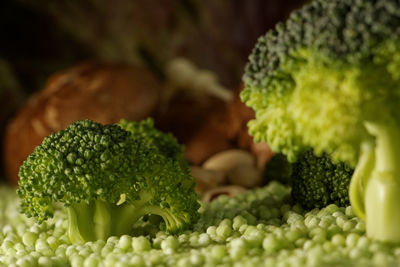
[291,150,353,210]
[18,120,132,221]
[242,0,400,242]
[17,119,199,243]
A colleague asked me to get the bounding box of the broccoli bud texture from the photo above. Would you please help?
[17,119,200,243]
[291,150,353,210]
[267,151,353,210]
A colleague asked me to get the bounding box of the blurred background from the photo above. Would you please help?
[0,0,307,188]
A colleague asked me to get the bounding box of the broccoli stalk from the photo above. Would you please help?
[18,119,200,244]
[348,142,375,224]
[67,195,189,243]
[350,120,400,242]
[242,0,400,242]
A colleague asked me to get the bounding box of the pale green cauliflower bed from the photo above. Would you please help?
[1,182,400,267]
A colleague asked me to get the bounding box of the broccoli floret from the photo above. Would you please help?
[266,151,353,209]
[291,150,353,210]
[17,119,200,244]
[242,0,400,242]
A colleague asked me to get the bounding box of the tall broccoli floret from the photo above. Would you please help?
[17,120,199,244]
[242,0,400,242]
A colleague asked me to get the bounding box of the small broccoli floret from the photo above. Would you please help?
[17,119,200,244]
[242,0,400,242]
[291,150,353,210]
[266,151,353,210]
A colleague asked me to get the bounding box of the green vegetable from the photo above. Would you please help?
[266,151,353,210]
[17,119,200,244]
[242,0,400,242]
[291,150,353,210]
[2,183,400,266]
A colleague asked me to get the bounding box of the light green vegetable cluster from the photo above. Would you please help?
[242,0,400,242]
[2,182,400,267]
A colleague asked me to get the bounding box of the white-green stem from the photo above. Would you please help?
[349,141,375,220]
[363,121,400,242]
[93,200,111,240]
[68,203,94,243]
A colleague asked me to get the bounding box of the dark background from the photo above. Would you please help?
[0,0,307,183]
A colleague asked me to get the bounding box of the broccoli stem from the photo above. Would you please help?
[67,201,137,243]
[68,201,116,243]
[67,203,95,243]
[349,142,375,220]
[93,200,111,240]
[141,205,184,232]
[354,120,400,242]
[67,190,187,243]
[112,203,149,236]
[113,203,184,235]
